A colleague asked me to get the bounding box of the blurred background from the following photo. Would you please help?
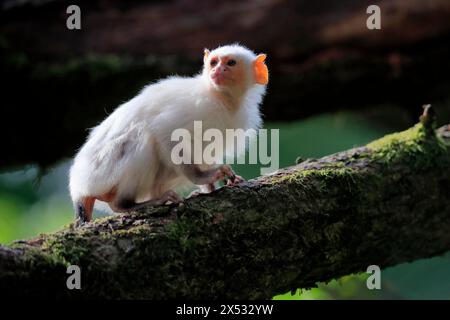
[1,0,450,299]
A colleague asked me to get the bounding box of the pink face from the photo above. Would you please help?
[207,55,246,88]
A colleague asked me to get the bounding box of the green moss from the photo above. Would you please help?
[19,245,65,268]
[272,166,366,194]
[367,123,448,169]
[367,123,423,150]
[111,224,156,240]
[38,230,102,268]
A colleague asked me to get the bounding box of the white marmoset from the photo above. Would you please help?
[69,44,269,224]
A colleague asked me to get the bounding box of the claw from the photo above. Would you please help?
[209,165,244,187]
[161,190,183,204]
[220,165,244,186]
[74,217,86,228]
[227,174,244,186]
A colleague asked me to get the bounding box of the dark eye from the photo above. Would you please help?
[227,59,237,66]
[210,59,218,67]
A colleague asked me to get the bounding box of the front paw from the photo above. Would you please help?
[73,218,86,228]
[226,174,245,186]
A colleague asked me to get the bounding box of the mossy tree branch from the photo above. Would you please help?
[3,0,450,170]
[0,115,449,299]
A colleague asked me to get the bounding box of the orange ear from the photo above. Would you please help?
[204,49,210,62]
[253,54,269,85]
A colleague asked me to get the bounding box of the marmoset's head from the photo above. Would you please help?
[203,44,269,92]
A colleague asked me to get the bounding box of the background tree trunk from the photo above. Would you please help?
[2,0,450,169]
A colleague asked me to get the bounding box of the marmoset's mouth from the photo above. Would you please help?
[211,73,232,85]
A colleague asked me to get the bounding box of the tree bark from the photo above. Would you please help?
[0,112,449,299]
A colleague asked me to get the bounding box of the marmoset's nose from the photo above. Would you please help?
[213,65,226,75]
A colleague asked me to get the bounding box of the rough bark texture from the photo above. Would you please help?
[0,116,449,299]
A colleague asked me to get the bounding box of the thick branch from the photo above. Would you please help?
[0,121,449,299]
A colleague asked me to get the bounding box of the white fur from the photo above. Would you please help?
[69,45,266,206]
